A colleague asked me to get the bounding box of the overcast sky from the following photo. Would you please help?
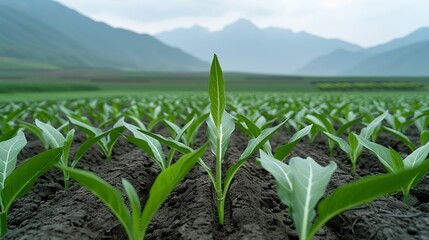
[55,0,429,47]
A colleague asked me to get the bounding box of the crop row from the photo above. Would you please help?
[1,56,429,239]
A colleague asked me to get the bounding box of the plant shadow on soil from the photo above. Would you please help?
[4,126,429,240]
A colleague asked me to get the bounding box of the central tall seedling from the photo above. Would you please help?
[208,54,234,224]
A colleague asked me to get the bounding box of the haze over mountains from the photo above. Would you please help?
[157,21,429,76]
[0,0,207,71]
[0,0,428,75]
[156,19,363,74]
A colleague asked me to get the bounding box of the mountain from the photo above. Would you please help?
[0,5,107,67]
[297,27,429,76]
[156,19,362,74]
[368,27,429,54]
[0,0,207,71]
[344,40,429,76]
[296,49,371,75]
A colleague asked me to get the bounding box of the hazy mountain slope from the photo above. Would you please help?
[0,6,107,67]
[0,0,207,71]
[297,27,429,76]
[344,40,429,76]
[368,27,429,54]
[156,19,362,73]
[296,49,371,75]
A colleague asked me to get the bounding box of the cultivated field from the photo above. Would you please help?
[1,57,429,239]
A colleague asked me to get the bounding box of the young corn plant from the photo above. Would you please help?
[36,120,75,189]
[205,55,286,224]
[0,131,62,236]
[259,150,429,240]
[355,134,429,203]
[68,116,125,162]
[306,111,361,156]
[322,111,388,172]
[62,144,207,240]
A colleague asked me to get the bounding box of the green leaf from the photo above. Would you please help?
[337,117,362,136]
[389,147,404,172]
[354,134,394,172]
[35,119,65,148]
[421,130,429,146]
[289,157,336,240]
[122,179,141,240]
[275,125,313,161]
[140,143,208,238]
[0,131,27,191]
[360,111,388,139]
[382,126,416,151]
[18,121,49,149]
[309,160,429,240]
[122,121,166,169]
[223,121,286,197]
[236,114,262,137]
[403,141,429,169]
[322,131,352,158]
[1,148,62,212]
[62,167,133,238]
[186,113,209,147]
[258,150,293,205]
[73,131,111,167]
[207,112,235,162]
[68,116,101,137]
[138,130,192,154]
[208,54,225,128]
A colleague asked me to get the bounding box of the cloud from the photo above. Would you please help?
[55,0,429,47]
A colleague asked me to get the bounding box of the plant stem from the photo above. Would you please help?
[0,212,7,237]
[64,173,70,190]
[216,132,224,225]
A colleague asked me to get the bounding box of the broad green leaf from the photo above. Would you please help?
[35,119,65,148]
[306,115,329,133]
[236,114,261,137]
[164,120,181,138]
[122,121,165,169]
[403,141,429,169]
[105,126,125,159]
[354,134,394,172]
[240,120,286,161]
[0,131,27,191]
[258,150,293,205]
[360,111,388,139]
[62,167,133,238]
[68,116,101,137]
[421,130,429,145]
[208,54,225,128]
[62,130,75,165]
[289,157,336,240]
[186,113,209,146]
[18,121,49,149]
[223,121,286,197]
[73,131,111,167]
[140,143,208,238]
[207,112,235,162]
[322,131,352,157]
[309,160,429,240]
[122,179,141,240]
[138,130,191,154]
[275,125,313,161]
[337,117,362,136]
[389,147,404,172]
[382,126,416,151]
[1,148,62,212]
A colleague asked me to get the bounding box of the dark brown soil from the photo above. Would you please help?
[4,127,429,240]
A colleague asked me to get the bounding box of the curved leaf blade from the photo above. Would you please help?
[140,143,208,238]
[309,160,429,240]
